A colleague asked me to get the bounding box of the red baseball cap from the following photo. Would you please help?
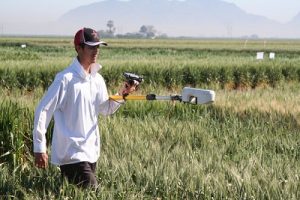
[74,27,107,46]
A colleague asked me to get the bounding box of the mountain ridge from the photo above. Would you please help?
[58,0,300,38]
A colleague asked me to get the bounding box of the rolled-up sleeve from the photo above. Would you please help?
[96,75,123,116]
[98,98,123,116]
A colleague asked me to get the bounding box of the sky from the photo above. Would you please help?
[0,0,300,34]
[0,0,100,23]
[222,0,300,23]
[0,0,300,23]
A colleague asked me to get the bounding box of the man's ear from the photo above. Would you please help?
[75,44,83,53]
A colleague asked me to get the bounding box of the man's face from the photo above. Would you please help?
[77,44,99,65]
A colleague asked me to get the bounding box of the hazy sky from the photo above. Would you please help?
[0,0,99,23]
[0,0,300,35]
[222,0,300,23]
[0,0,299,24]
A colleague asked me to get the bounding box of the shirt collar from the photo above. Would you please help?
[72,58,102,79]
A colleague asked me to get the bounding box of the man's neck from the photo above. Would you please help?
[77,56,90,74]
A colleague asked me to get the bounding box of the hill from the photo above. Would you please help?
[58,0,299,38]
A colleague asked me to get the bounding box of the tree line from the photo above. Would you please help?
[97,20,168,39]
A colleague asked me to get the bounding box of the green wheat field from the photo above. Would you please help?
[0,37,299,199]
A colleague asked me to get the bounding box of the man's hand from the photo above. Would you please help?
[118,81,138,96]
[34,152,48,168]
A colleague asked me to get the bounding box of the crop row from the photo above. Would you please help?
[1,64,300,91]
[1,98,298,167]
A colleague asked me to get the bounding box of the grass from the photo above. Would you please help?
[0,37,299,199]
[0,83,299,199]
[1,37,300,90]
[215,82,300,114]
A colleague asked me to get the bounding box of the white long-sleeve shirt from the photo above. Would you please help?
[33,58,122,165]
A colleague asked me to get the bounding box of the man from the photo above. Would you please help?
[33,27,136,188]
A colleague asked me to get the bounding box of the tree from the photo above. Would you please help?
[139,25,148,34]
[106,20,116,35]
[139,25,156,38]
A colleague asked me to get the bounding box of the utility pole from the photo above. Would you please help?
[0,24,3,36]
[226,24,232,38]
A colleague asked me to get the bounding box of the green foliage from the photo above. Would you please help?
[0,67,59,91]
[1,38,300,90]
[248,66,265,88]
[0,100,33,167]
[0,47,39,61]
[282,65,298,81]
[1,100,299,199]
[0,69,17,89]
[265,67,283,88]
[1,37,300,199]
[2,63,298,91]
